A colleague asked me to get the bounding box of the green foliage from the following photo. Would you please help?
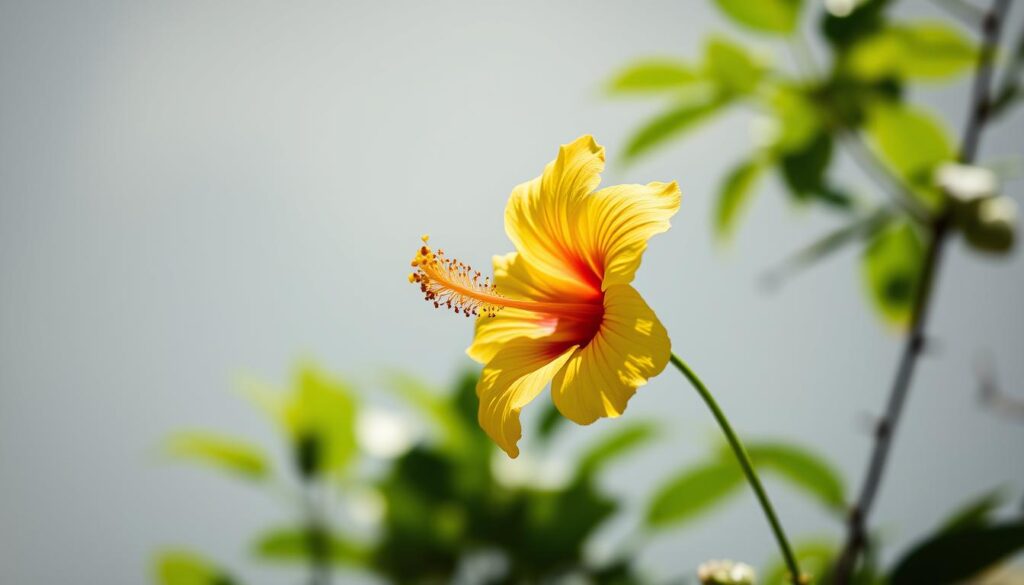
[624,95,727,162]
[576,422,659,477]
[849,23,977,81]
[715,157,767,241]
[706,36,764,95]
[890,522,1024,584]
[713,0,803,35]
[607,59,700,93]
[861,221,924,328]
[647,460,744,528]
[762,539,835,585]
[165,432,268,480]
[938,488,1006,534]
[154,551,235,585]
[252,527,370,566]
[866,103,953,207]
[742,442,846,511]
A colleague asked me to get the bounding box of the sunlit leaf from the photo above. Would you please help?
[861,221,925,328]
[154,550,235,585]
[769,85,821,153]
[608,59,701,93]
[285,363,359,477]
[850,23,977,81]
[252,527,370,566]
[939,489,1006,534]
[577,422,658,477]
[715,157,766,241]
[646,460,744,528]
[890,522,1024,584]
[740,441,846,511]
[866,103,952,207]
[624,96,728,162]
[165,432,268,480]
[762,540,835,585]
[713,0,803,35]
[705,36,763,95]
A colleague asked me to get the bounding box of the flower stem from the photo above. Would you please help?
[669,352,802,584]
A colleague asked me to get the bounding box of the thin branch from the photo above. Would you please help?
[833,1,1012,582]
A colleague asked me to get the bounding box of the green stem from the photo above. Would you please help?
[669,353,802,584]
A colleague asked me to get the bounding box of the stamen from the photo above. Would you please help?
[409,236,603,320]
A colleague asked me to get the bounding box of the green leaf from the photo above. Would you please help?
[769,85,821,153]
[624,96,728,162]
[779,131,832,200]
[762,540,835,585]
[154,551,235,585]
[608,59,701,93]
[252,527,370,566]
[861,221,925,328]
[713,0,803,35]
[822,0,888,49]
[715,157,766,241]
[850,23,977,81]
[705,36,764,95]
[866,103,952,207]
[939,489,1006,534]
[385,371,470,450]
[165,432,268,480]
[646,460,744,528]
[740,442,846,511]
[890,522,1024,584]
[577,422,658,477]
[286,363,359,477]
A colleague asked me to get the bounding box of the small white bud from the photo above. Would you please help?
[698,559,757,585]
[936,162,998,203]
[824,0,857,17]
[978,196,1017,227]
[356,408,417,458]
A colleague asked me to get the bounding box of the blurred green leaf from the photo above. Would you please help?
[625,95,728,162]
[769,85,821,152]
[154,551,235,585]
[705,36,764,95]
[252,527,370,566]
[862,221,925,328]
[780,131,832,200]
[646,460,744,528]
[850,23,977,81]
[822,0,889,49]
[866,103,952,207]
[890,522,1024,584]
[165,432,268,480]
[286,363,359,477]
[713,0,803,35]
[940,489,1006,534]
[577,422,658,477]
[741,441,846,511]
[536,403,565,442]
[763,540,835,585]
[715,157,766,241]
[608,59,701,93]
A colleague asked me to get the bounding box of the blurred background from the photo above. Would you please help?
[1,1,1023,583]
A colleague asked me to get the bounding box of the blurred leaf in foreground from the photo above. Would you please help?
[715,157,767,242]
[762,539,835,585]
[866,102,953,207]
[646,460,744,528]
[713,0,803,35]
[890,522,1024,584]
[849,22,977,81]
[165,432,268,480]
[705,36,764,96]
[608,59,702,94]
[252,527,370,566]
[624,95,728,162]
[861,220,925,328]
[576,422,659,478]
[154,551,236,585]
[741,441,846,511]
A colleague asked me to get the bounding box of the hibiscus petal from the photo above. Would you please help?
[582,181,681,290]
[477,340,578,458]
[467,307,558,364]
[550,285,670,425]
[504,135,605,299]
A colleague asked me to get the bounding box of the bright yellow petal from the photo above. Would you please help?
[477,340,578,458]
[581,181,681,290]
[504,135,606,299]
[550,285,670,425]
[467,307,558,364]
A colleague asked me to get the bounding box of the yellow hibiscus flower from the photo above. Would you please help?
[410,135,680,457]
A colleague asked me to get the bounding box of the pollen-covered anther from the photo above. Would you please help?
[408,239,503,318]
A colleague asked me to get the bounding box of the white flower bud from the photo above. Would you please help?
[698,559,757,585]
[935,162,998,203]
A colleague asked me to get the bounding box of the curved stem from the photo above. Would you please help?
[669,353,802,584]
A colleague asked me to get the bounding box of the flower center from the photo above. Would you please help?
[409,236,603,320]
